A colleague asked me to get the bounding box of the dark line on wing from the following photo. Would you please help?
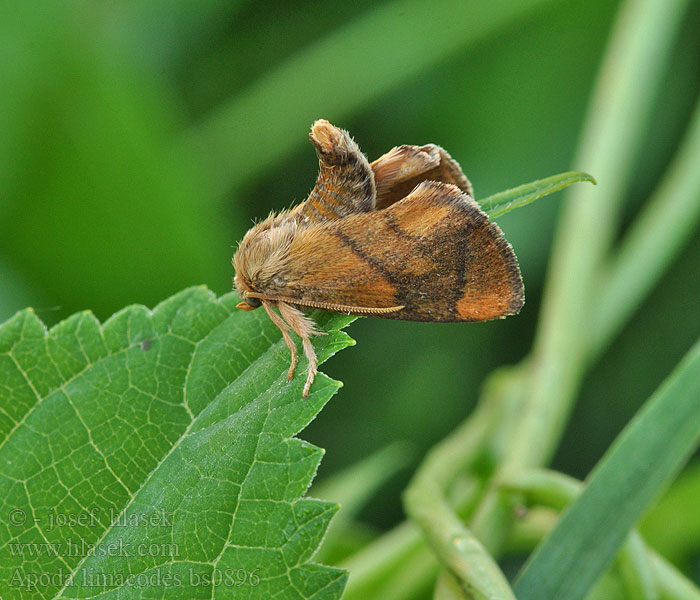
[383,212,416,240]
[334,229,403,288]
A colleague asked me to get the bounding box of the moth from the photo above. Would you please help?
[233,120,524,396]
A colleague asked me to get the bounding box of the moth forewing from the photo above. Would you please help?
[278,181,523,322]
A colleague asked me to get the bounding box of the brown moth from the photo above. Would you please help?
[233,120,524,396]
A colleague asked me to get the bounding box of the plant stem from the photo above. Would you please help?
[502,468,697,600]
[434,570,470,600]
[470,0,692,552]
[507,0,691,471]
[592,97,700,356]
[402,398,515,598]
[341,521,428,600]
[651,553,700,600]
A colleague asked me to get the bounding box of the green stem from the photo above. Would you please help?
[651,553,700,600]
[343,367,529,598]
[434,569,470,600]
[501,468,696,600]
[471,0,692,551]
[402,399,515,599]
[617,533,659,600]
[592,96,700,356]
[403,486,514,599]
[340,521,427,600]
[506,0,691,473]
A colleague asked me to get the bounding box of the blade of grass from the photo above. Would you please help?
[180,0,559,197]
[501,470,659,600]
[514,338,700,600]
[480,171,595,219]
[503,469,697,600]
[507,511,700,600]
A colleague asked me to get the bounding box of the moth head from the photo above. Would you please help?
[233,213,298,311]
[236,294,262,311]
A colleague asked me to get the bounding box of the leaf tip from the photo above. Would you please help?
[580,172,597,185]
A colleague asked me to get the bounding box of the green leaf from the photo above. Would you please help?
[479,171,596,219]
[514,337,700,600]
[0,287,354,599]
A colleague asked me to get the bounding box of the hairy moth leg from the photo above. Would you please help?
[277,300,324,397]
[262,300,298,381]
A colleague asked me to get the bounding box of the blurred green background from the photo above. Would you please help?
[1,0,698,554]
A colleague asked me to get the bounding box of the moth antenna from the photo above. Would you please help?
[277,301,320,397]
[262,301,297,381]
[246,292,404,315]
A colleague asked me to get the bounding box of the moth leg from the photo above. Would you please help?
[262,301,297,381]
[277,301,322,397]
[371,144,473,209]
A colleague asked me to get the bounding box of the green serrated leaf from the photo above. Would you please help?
[480,171,596,219]
[514,337,700,600]
[0,287,354,599]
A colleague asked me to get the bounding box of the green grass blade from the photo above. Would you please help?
[503,469,700,599]
[480,171,595,219]
[514,338,700,600]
